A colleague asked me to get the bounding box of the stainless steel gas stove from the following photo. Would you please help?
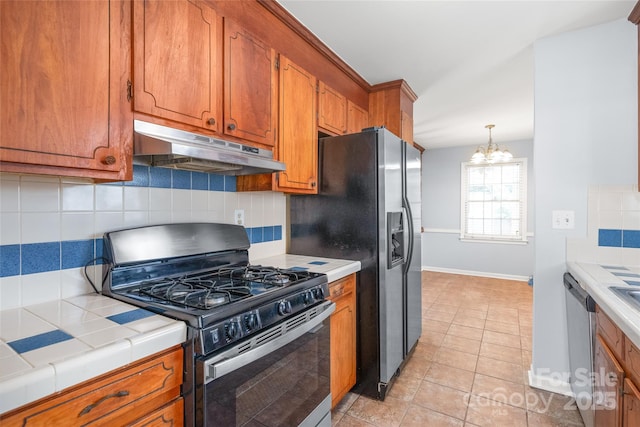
[102,223,334,427]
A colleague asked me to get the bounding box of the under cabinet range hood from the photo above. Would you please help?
[133,120,285,175]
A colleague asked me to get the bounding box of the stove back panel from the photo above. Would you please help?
[104,223,250,266]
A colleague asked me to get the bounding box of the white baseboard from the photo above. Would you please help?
[527,366,573,397]
[422,265,530,283]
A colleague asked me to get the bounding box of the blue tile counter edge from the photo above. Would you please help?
[252,254,362,284]
[567,262,640,353]
[0,295,186,415]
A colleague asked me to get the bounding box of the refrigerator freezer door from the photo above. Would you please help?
[404,142,423,355]
[289,130,382,397]
[378,130,405,385]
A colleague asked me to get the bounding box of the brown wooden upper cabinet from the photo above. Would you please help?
[347,100,369,134]
[276,56,318,193]
[132,0,220,133]
[132,2,277,148]
[369,79,417,144]
[223,18,277,147]
[236,55,319,194]
[318,82,369,135]
[0,0,133,181]
[318,81,347,135]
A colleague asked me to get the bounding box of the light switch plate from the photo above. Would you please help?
[552,210,575,229]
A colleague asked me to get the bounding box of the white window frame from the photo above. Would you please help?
[460,158,528,244]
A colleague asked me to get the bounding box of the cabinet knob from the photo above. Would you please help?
[102,156,116,165]
[207,118,216,126]
[227,123,236,131]
[311,181,316,188]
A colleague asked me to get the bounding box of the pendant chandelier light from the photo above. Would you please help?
[470,124,513,164]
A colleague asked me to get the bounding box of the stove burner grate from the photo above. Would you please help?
[225,266,302,285]
[132,265,306,310]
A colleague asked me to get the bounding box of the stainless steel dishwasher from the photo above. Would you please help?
[563,272,596,427]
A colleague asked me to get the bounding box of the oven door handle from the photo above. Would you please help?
[205,301,335,382]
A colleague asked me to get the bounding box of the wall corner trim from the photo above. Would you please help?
[527,366,573,397]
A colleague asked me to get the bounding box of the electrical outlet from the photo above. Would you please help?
[552,210,575,230]
[234,209,245,226]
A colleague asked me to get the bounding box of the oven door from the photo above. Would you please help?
[196,301,335,427]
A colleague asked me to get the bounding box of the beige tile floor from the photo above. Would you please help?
[331,271,585,427]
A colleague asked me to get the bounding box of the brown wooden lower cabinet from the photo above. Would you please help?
[595,305,640,427]
[624,378,640,427]
[130,398,184,427]
[328,273,357,409]
[595,333,623,426]
[0,345,183,426]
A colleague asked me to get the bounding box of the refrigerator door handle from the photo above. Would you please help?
[402,200,414,274]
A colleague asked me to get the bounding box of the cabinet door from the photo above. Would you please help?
[624,378,640,427]
[0,0,132,180]
[318,81,347,135]
[626,336,640,387]
[132,0,219,132]
[276,56,318,193]
[223,19,277,147]
[328,274,357,408]
[595,333,623,427]
[597,305,624,360]
[347,100,368,134]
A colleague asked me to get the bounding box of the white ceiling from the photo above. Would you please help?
[278,0,637,150]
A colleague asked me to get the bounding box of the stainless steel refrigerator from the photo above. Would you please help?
[289,127,422,400]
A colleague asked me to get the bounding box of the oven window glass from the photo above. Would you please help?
[197,318,330,426]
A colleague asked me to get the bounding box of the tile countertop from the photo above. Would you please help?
[567,261,640,349]
[252,254,361,284]
[0,294,186,415]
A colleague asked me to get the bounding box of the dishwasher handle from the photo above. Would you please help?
[563,272,596,312]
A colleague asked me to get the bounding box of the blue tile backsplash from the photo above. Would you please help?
[567,186,640,266]
[0,226,283,278]
[0,166,286,305]
[598,229,622,247]
[599,228,640,249]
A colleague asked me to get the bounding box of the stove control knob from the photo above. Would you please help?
[313,287,325,300]
[244,313,258,330]
[277,300,292,316]
[303,290,315,305]
[225,321,239,340]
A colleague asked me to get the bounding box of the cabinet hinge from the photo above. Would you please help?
[275,58,279,70]
[127,80,133,102]
[316,83,320,93]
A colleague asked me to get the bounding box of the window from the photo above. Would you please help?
[460,159,527,243]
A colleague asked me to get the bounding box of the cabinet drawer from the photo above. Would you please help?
[1,346,183,426]
[328,274,356,302]
[130,398,184,427]
[596,305,624,360]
